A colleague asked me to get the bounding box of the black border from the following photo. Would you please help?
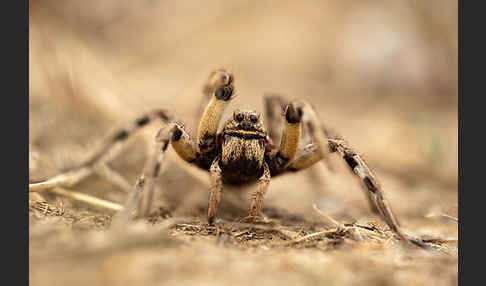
[7,0,29,285]
[459,0,483,284]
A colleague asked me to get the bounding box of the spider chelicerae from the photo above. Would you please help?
[30,68,424,247]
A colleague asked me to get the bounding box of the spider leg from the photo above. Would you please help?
[288,143,321,171]
[264,95,333,180]
[195,69,228,127]
[327,138,397,222]
[135,123,197,217]
[207,156,223,224]
[80,109,173,168]
[28,109,172,192]
[289,102,414,245]
[278,103,303,163]
[170,123,197,163]
[263,94,288,147]
[197,69,235,160]
[266,102,303,175]
[248,162,271,219]
[305,102,380,214]
[285,102,377,214]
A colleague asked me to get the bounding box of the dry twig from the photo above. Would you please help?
[29,168,92,192]
[49,187,124,212]
[426,212,458,222]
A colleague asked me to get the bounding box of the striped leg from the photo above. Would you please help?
[287,143,321,171]
[248,162,271,219]
[170,123,197,163]
[295,102,414,245]
[263,95,333,199]
[197,69,235,165]
[195,69,230,127]
[267,102,303,175]
[238,162,272,223]
[136,123,197,217]
[28,109,172,192]
[290,102,378,214]
[207,157,223,224]
[80,109,172,168]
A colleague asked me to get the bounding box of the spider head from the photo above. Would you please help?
[223,109,266,139]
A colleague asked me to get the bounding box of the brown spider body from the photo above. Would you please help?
[220,110,267,185]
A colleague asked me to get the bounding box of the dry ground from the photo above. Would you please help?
[29,1,458,285]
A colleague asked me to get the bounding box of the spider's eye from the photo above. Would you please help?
[236,113,244,122]
[250,115,258,123]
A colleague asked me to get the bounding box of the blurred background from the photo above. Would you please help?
[29,1,458,285]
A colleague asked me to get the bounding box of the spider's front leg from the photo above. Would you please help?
[197,69,235,164]
[195,69,235,224]
[196,69,233,124]
[291,102,420,246]
[126,122,197,218]
[247,162,271,220]
[267,102,303,175]
[207,157,223,224]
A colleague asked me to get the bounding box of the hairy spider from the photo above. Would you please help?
[30,69,422,246]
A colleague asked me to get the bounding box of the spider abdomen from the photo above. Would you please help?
[220,136,265,185]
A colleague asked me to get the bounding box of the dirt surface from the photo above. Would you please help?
[29,1,458,286]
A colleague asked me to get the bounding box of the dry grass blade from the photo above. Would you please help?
[312,203,345,231]
[426,212,458,222]
[279,229,344,246]
[49,187,124,212]
[29,168,92,192]
[227,221,298,239]
[313,204,368,242]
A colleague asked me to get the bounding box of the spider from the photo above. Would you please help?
[30,68,423,247]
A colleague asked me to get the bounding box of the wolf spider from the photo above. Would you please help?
[30,69,423,246]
